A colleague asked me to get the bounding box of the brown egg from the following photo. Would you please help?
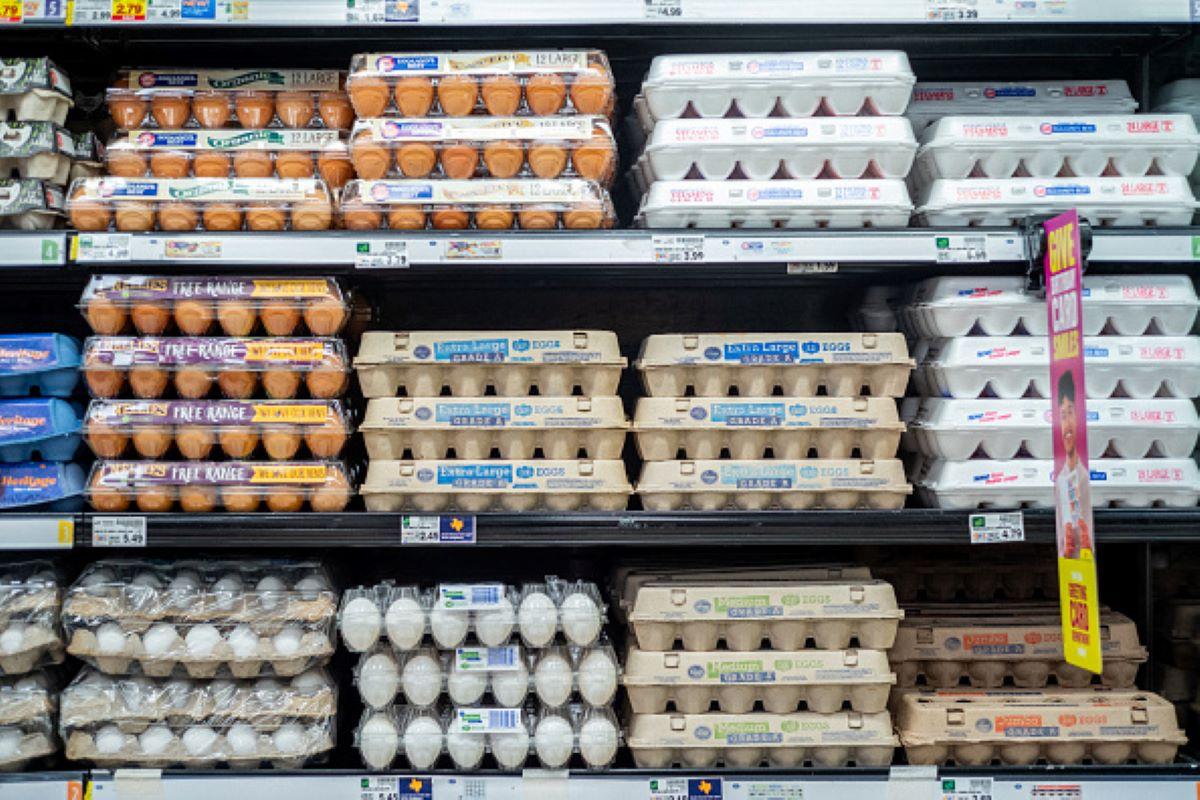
[349,76,391,117]
[217,300,257,336]
[395,142,437,178]
[108,92,148,128]
[221,488,260,512]
[216,370,257,399]
[176,425,215,460]
[436,75,479,116]
[350,133,391,180]
[130,367,170,399]
[439,143,478,179]
[158,202,199,232]
[482,140,524,178]
[85,299,127,335]
[569,73,613,115]
[85,422,128,458]
[260,302,301,336]
[291,199,332,231]
[317,153,353,189]
[114,202,156,232]
[518,208,558,229]
[176,368,216,399]
[302,296,346,336]
[317,91,354,129]
[527,142,568,179]
[85,364,123,398]
[266,490,306,513]
[179,485,218,513]
[219,427,259,458]
[563,207,606,229]
[392,77,434,116]
[136,486,176,513]
[262,428,302,460]
[68,197,111,232]
[276,91,315,128]
[149,151,191,179]
[174,299,215,336]
[304,416,347,458]
[571,133,614,181]
[310,471,351,512]
[305,366,347,399]
[386,208,426,230]
[203,203,243,231]
[107,150,149,178]
[525,73,566,115]
[234,92,275,128]
[232,151,275,179]
[340,203,383,231]
[275,151,314,179]
[246,206,287,231]
[475,206,514,230]
[151,95,192,128]
[262,370,301,399]
[131,303,171,335]
[193,151,232,178]
[89,476,131,512]
[431,208,469,229]
[481,74,522,116]
[131,426,173,458]
[192,92,231,128]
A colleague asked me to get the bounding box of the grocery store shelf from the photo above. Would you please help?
[0,773,83,800]
[0,233,67,267]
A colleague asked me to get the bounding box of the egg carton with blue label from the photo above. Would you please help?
[907,398,1200,460]
[0,334,80,398]
[905,80,1138,133]
[0,398,80,462]
[628,710,897,768]
[635,179,913,229]
[361,396,627,461]
[0,58,72,125]
[633,396,903,461]
[915,176,1197,227]
[0,122,80,185]
[637,333,913,399]
[355,331,625,399]
[0,462,83,512]
[624,647,895,715]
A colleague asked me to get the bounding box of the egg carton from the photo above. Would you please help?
[0,616,62,676]
[0,462,84,512]
[628,710,896,769]
[896,688,1185,766]
[106,69,351,131]
[0,178,62,230]
[635,179,913,229]
[633,396,903,461]
[907,398,1200,460]
[0,59,72,125]
[339,579,607,652]
[84,399,351,461]
[906,80,1138,133]
[350,117,616,184]
[0,333,79,398]
[624,647,895,715]
[356,330,625,399]
[1156,663,1196,704]
[914,335,1200,399]
[900,275,1200,338]
[361,459,631,512]
[346,50,615,118]
[0,714,54,771]
[0,122,79,184]
[105,130,353,190]
[0,398,81,462]
[641,51,915,120]
[915,176,1197,227]
[356,703,620,772]
[636,459,911,511]
[0,561,60,620]
[0,673,54,727]
[361,396,627,460]
[1161,600,1200,641]
[872,558,1057,602]
[67,177,335,233]
[82,337,350,401]
[69,132,104,181]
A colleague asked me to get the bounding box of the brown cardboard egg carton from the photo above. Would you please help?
[361,396,628,460]
[896,688,1186,765]
[874,558,1057,602]
[635,334,913,398]
[0,729,54,770]
[623,647,895,714]
[627,710,896,768]
[0,626,63,676]
[354,330,626,398]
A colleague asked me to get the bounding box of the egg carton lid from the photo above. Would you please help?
[638,180,913,213]
[627,710,897,749]
[69,177,331,203]
[363,396,627,431]
[87,460,350,490]
[615,565,873,609]
[918,335,1200,367]
[644,117,916,152]
[918,114,1200,150]
[914,457,1200,493]
[909,397,1200,432]
[0,122,77,159]
[907,274,1198,309]
[633,396,901,430]
[353,116,610,144]
[0,561,60,590]
[907,81,1136,119]
[0,58,72,100]
[82,275,346,305]
[109,129,347,154]
[627,579,902,624]
[356,330,624,367]
[917,176,1198,213]
[351,50,611,78]
[636,459,909,494]
[643,51,913,88]
[0,462,83,510]
[0,398,80,446]
[623,647,894,687]
[110,69,344,95]
[341,178,609,207]
[637,333,911,368]
[84,399,350,431]
[83,336,347,370]
[0,179,63,216]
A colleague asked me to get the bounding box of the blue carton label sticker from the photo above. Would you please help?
[181,0,215,18]
[138,131,199,147]
[436,402,511,427]
[373,55,440,73]
[710,402,786,427]
[1036,184,1091,197]
[1040,122,1097,135]
[137,72,200,89]
[436,464,513,488]
[370,182,434,202]
[723,341,799,364]
[721,464,797,489]
[434,338,508,363]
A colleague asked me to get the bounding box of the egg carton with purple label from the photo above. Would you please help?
[635,179,913,229]
[905,80,1138,133]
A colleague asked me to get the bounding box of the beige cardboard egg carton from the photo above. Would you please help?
[624,648,895,714]
[65,720,334,768]
[361,396,628,460]
[0,678,53,727]
[896,688,1185,766]
[0,728,54,770]
[63,591,334,627]
[355,331,626,398]
[627,710,896,768]
[636,334,913,398]
[615,565,873,611]
[0,626,62,676]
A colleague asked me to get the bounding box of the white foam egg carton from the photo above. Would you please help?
[906,80,1138,133]
[635,179,913,229]
[627,710,897,768]
[914,458,1200,510]
[907,398,1200,460]
[637,333,913,398]
[633,396,903,461]
[914,335,1200,399]
[361,396,628,460]
[355,331,625,399]
[915,176,1197,227]
[623,648,895,715]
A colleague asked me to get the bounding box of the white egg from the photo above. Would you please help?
[446,729,485,769]
[13,675,41,692]
[182,725,219,757]
[357,652,400,709]
[0,727,21,758]
[225,625,260,659]
[255,677,283,696]
[143,623,180,657]
[255,576,287,611]
[139,725,174,756]
[475,600,515,647]
[559,592,602,645]
[205,679,235,711]
[95,724,126,755]
[82,568,115,595]
[517,592,557,647]
[130,570,163,590]
[291,669,326,691]
[212,573,244,611]
[31,569,56,586]
[490,728,531,770]
[0,623,25,655]
[446,667,487,705]
[429,607,469,648]
[272,723,305,754]
[533,652,574,707]
[340,596,383,651]
[167,570,200,595]
[577,649,618,706]
[226,722,259,757]
[97,621,128,654]
[534,715,574,768]
[402,715,443,770]
[271,625,303,657]
[401,653,443,706]
[384,596,426,650]
[359,714,399,770]
[491,661,530,707]
[578,716,618,767]
[294,574,329,600]
[184,624,221,657]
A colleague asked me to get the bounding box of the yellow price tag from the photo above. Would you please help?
[57,519,74,547]
[0,1,22,22]
[111,0,145,19]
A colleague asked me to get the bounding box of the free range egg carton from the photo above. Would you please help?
[361,396,628,460]
[623,647,895,714]
[627,710,897,768]
[0,59,72,125]
[0,122,80,184]
[355,330,625,399]
[905,80,1138,133]
[0,178,62,230]
[896,688,1185,766]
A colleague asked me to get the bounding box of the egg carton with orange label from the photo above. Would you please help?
[338,178,615,231]
[895,688,1185,766]
[67,177,334,233]
[350,117,616,185]
[906,80,1138,133]
[355,331,625,399]
[106,69,352,131]
[0,178,62,230]
[0,58,72,125]
[346,51,615,119]
[0,121,80,185]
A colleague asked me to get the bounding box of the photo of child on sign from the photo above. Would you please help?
[1054,370,1092,560]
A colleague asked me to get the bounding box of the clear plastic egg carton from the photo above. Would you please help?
[900,275,1199,338]
[914,335,1200,399]
[361,396,628,460]
[634,397,903,461]
[872,558,1056,603]
[0,178,62,230]
[628,579,903,652]
[636,459,911,511]
[905,80,1138,134]
[915,176,1197,227]
[339,579,608,652]
[0,676,54,770]
[635,179,913,229]
[627,710,897,768]
[0,563,63,676]
[641,51,915,120]
[0,122,79,185]
[0,59,72,125]
[637,333,913,398]
[361,459,632,512]
[624,647,895,715]
[896,688,1185,766]
[356,703,620,771]
[907,398,1200,460]
[355,330,626,399]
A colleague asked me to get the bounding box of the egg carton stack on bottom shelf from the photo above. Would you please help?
[632,333,913,510]
[341,580,620,771]
[61,560,337,768]
[355,330,631,511]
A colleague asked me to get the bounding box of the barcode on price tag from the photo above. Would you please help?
[926,0,979,20]
[455,707,521,733]
[935,234,988,263]
[92,516,147,548]
[652,234,704,263]
[942,777,993,800]
[401,515,475,544]
[456,646,520,672]
[645,0,682,17]
[73,233,131,262]
[437,583,504,610]
[355,241,409,269]
[969,512,1024,544]
[360,776,433,800]
[649,778,724,800]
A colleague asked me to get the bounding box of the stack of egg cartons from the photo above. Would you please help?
[617,565,901,768]
[630,51,918,229]
[340,578,621,771]
[338,51,617,231]
[632,333,912,510]
[77,275,354,514]
[355,330,631,511]
[60,559,338,767]
[0,562,63,769]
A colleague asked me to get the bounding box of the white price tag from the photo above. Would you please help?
[926,0,980,20]
[747,782,802,800]
[969,512,1025,544]
[787,262,839,274]
[355,241,409,269]
[644,0,683,17]
[401,514,475,544]
[444,239,503,260]
[942,777,994,800]
[359,776,433,800]
[648,778,722,800]
[438,583,505,610]
[345,0,416,22]
[652,234,704,264]
[92,516,147,548]
[1030,786,1081,799]
[454,707,521,733]
[935,234,988,263]
[456,646,520,672]
[73,233,131,262]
